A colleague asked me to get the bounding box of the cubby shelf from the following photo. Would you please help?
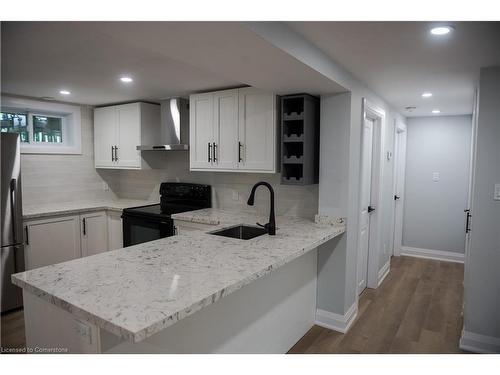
[280,94,319,185]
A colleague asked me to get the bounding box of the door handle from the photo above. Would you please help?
[9,179,18,244]
[464,209,472,233]
[238,141,243,162]
[213,142,217,163]
[394,195,401,200]
[208,143,212,162]
[368,206,376,213]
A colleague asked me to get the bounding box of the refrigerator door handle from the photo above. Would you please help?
[9,178,17,244]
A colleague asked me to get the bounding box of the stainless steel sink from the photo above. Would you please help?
[209,225,268,240]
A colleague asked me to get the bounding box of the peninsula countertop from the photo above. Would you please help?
[23,199,158,220]
[12,208,346,343]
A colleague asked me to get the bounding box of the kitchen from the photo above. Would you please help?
[1,15,500,364]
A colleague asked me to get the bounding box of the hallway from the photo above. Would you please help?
[289,256,465,353]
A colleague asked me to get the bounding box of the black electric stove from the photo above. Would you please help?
[122,183,211,247]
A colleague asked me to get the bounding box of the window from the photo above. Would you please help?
[33,115,63,143]
[1,96,81,154]
[0,112,64,144]
[0,112,29,142]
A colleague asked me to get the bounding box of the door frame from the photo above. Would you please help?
[358,98,386,290]
[392,119,407,256]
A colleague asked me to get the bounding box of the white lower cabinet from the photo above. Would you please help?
[81,211,108,257]
[24,210,123,270]
[25,215,82,270]
[107,211,123,250]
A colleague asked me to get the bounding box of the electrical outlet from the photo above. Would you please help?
[74,320,92,345]
[494,184,500,201]
[232,191,239,201]
[102,182,110,191]
[432,172,440,182]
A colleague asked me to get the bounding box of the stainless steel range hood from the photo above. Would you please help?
[137,98,189,151]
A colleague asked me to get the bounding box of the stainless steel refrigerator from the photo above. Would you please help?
[1,133,25,313]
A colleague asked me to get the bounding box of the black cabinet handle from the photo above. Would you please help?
[111,146,114,161]
[83,218,87,236]
[238,142,243,162]
[115,146,118,161]
[213,142,217,163]
[368,206,376,213]
[208,143,212,162]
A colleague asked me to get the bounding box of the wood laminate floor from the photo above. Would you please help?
[289,256,465,354]
[1,256,464,354]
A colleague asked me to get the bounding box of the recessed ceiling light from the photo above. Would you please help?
[120,76,133,83]
[422,92,433,98]
[432,109,441,114]
[430,26,453,36]
[59,90,71,95]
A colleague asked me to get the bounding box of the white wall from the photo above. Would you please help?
[403,115,472,254]
[461,66,500,352]
[20,104,116,205]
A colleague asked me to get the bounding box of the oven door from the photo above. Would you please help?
[122,214,173,247]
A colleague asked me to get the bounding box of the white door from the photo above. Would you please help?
[81,211,108,257]
[213,89,239,170]
[116,103,141,168]
[357,118,375,294]
[238,88,276,172]
[392,122,407,256]
[107,211,123,251]
[94,106,117,168]
[25,215,81,270]
[190,93,214,169]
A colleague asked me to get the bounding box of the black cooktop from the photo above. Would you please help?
[123,203,201,218]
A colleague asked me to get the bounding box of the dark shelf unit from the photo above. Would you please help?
[281,94,320,185]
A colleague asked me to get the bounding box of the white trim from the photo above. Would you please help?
[361,98,386,289]
[460,330,500,353]
[400,246,465,263]
[315,302,358,334]
[377,260,390,286]
[1,96,82,154]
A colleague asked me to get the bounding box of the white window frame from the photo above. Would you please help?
[0,96,82,154]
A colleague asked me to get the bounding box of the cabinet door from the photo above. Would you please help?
[107,211,123,251]
[116,103,142,168]
[25,215,81,270]
[189,93,214,169]
[212,89,239,170]
[94,107,117,168]
[81,211,108,257]
[238,88,276,172]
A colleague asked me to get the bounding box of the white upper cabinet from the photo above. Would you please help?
[189,88,277,173]
[238,87,277,172]
[94,102,160,169]
[189,93,214,169]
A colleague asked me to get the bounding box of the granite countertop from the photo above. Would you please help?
[12,208,346,343]
[23,199,158,220]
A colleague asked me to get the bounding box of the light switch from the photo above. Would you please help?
[494,184,500,201]
[432,172,440,182]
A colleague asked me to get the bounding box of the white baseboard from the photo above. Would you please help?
[460,330,500,353]
[315,302,358,334]
[400,246,464,264]
[378,260,390,286]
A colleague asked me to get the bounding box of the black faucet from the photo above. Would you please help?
[247,181,276,235]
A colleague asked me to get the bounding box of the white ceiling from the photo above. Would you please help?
[2,22,499,117]
[289,21,500,117]
[0,22,345,106]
